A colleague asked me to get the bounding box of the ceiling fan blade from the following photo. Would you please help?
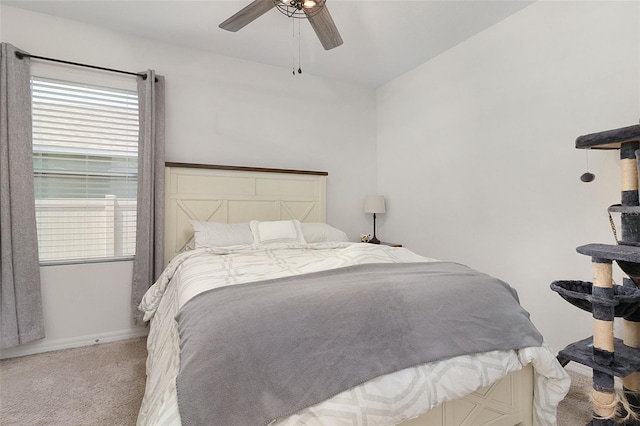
[219,0,276,32]
[304,5,343,50]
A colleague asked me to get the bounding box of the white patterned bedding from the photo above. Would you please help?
[136,242,570,425]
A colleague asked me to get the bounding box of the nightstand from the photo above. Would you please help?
[380,242,402,247]
[362,241,402,247]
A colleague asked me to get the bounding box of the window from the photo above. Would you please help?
[31,76,139,264]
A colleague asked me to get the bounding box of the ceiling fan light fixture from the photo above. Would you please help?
[273,0,325,18]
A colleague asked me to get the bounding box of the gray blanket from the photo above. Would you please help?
[175,262,543,426]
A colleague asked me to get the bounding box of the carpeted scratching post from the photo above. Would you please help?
[591,259,616,425]
[551,123,640,425]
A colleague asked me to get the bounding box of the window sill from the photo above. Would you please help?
[39,256,134,267]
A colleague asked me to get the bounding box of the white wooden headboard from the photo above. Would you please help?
[164,163,327,265]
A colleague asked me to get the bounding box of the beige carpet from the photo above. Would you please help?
[1,338,593,425]
[558,369,593,425]
[0,337,147,425]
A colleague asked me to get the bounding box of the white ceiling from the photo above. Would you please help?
[3,0,534,87]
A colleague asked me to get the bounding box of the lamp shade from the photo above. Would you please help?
[364,195,386,214]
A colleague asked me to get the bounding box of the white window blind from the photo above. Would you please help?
[31,76,139,264]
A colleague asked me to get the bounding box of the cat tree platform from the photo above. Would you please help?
[550,280,640,318]
[576,243,640,262]
[559,337,640,377]
[575,124,640,149]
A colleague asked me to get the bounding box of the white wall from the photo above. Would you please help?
[0,5,377,357]
[377,1,640,354]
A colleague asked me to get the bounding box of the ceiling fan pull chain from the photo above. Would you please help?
[298,19,302,74]
[289,18,304,75]
[292,18,296,75]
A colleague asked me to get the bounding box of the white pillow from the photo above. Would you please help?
[250,220,306,245]
[189,221,254,248]
[301,223,349,243]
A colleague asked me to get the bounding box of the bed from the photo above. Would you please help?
[136,164,570,426]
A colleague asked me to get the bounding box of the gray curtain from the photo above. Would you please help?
[132,70,165,325]
[0,43,45,349]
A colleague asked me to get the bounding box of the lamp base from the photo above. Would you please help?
[369,212,381,245]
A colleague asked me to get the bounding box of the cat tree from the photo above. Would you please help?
[551,123,640,425]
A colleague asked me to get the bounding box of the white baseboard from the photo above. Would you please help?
[565,361,592,377]
[0,328,148,359]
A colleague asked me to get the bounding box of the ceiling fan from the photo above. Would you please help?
[219,0,343,51]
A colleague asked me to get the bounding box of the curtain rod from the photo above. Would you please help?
[14,51,151,80]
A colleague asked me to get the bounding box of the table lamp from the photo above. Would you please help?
[364,195,386,244]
